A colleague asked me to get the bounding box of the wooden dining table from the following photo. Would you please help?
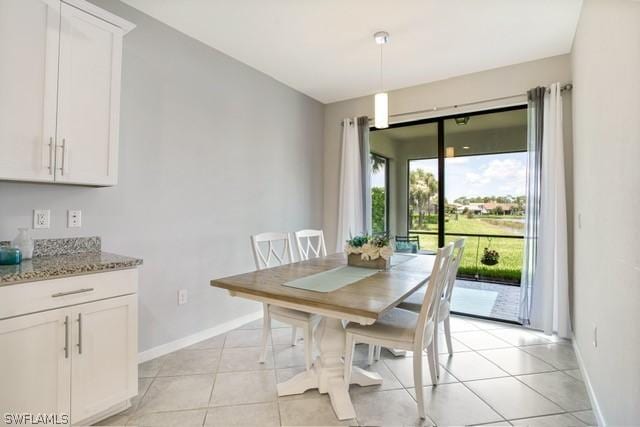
[210,252,435,420]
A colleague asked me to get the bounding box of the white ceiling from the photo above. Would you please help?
[122,0,583,104]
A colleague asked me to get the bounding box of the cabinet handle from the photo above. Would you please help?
[51,288,94,298]
[77,313,83,355]
[64,315,69,359]
[59,138,67,175]
[48,137,55,174]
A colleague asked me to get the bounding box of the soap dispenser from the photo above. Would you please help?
[12,228,34,260]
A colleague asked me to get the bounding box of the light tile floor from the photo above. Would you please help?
[97,316,595,426]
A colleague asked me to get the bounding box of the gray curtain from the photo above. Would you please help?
[357,116,372,235]
[519,87,545,325]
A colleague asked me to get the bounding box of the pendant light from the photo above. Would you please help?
[374,31,389,129]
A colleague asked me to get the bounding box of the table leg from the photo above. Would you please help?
[276,316,383,420]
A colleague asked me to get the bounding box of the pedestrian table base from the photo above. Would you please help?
[276,317,383,420]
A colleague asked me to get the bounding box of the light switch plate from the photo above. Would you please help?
[178,289,188,305]
[33,209,50,229]
[68,210,82,228]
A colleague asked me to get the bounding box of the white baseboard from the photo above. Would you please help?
[138,310,263,363]
[572,335,606,426]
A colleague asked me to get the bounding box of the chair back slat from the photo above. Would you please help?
[294,229,327,261]
[443,239,466,301]
[414,243,454,348]
[251,232,294,270]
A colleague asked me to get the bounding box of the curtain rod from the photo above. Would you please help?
[340,83,573,125]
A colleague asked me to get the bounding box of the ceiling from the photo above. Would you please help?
[122,0,583,104]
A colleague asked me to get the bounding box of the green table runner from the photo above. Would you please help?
[283,253,416,293]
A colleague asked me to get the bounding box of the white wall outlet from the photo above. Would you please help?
[178,289,188,305]
[593,324,598,348]
[33,209,50,229]
[67,210,82,228]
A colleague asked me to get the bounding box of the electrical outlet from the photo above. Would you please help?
[33,209,50,229]
[178,289,188,305]
[593,324,598,348]
[68,210,82,228]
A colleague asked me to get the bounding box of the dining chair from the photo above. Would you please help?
[251,232,318,370]
[294,229,327,261]
[398,238,466,376]
[343,243,455,419]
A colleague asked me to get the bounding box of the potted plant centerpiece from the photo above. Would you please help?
[345,234,394,270]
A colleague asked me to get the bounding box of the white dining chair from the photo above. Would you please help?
[398,238,466,376]
[343,243,454,419]
[294,229,327,261]
[251,232,317,370]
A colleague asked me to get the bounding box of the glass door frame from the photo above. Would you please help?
[371,104,528,248]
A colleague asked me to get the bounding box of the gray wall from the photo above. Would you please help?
[571,0,640,424]
[0,0,324,352]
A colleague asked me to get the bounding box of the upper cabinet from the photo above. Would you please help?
[0,0,134,186]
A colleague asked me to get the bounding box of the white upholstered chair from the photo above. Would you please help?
[398,238,466,376]
[294,229,327,261]
[343,243,455,419]
[251,232,317,370]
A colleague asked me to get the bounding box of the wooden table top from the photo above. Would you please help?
[210,253,435,324]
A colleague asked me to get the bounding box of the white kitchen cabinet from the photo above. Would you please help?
[0,0,134,186]
[0,0,60,182]
[70,295,137,423]
[0,268,138,425]
[0,308,71,420]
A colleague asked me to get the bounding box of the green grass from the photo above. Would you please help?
[409,215,524,283]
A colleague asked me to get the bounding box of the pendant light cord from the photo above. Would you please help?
[379,44,384,92]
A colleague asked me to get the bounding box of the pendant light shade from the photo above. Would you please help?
[373,31,390,129]
[374,92,388,129]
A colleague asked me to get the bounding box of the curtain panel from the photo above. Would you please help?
[520,83,571,338]
[336,117,371,252]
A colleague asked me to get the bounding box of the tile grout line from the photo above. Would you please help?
[462,335,590,422]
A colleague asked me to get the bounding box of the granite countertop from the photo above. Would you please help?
[0,237,143,286]
[0,252,143,286]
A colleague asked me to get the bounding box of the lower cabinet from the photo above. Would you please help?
[70,294,137,424]
[0,288,137,425]
[0,309,71,419]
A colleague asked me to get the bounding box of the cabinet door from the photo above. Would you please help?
[70,295,137,424]
[0,0,59,182]
[55,2,123,186]
[0,308,71,419]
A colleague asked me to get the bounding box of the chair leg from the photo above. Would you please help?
[430,340,441,379]
[344,334,356,390]
[259,305,271,363]
[304,323,313,371]
[374,345,381,361]
[426,345,438,386]
[443,316,453,356]
[367,344,374,365]
[431,326,440,379]
[413,350,426,419]
[291,326,298,346]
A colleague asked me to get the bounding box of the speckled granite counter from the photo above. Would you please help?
[0,252,143,286]
[0,236,142,286]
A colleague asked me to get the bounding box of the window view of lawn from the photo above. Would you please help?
[410,214,525,283]
[406,153,527,284]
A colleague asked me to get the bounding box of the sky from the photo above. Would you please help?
[371,152,527,202]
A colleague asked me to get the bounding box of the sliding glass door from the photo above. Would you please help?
[369,106,527,322]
